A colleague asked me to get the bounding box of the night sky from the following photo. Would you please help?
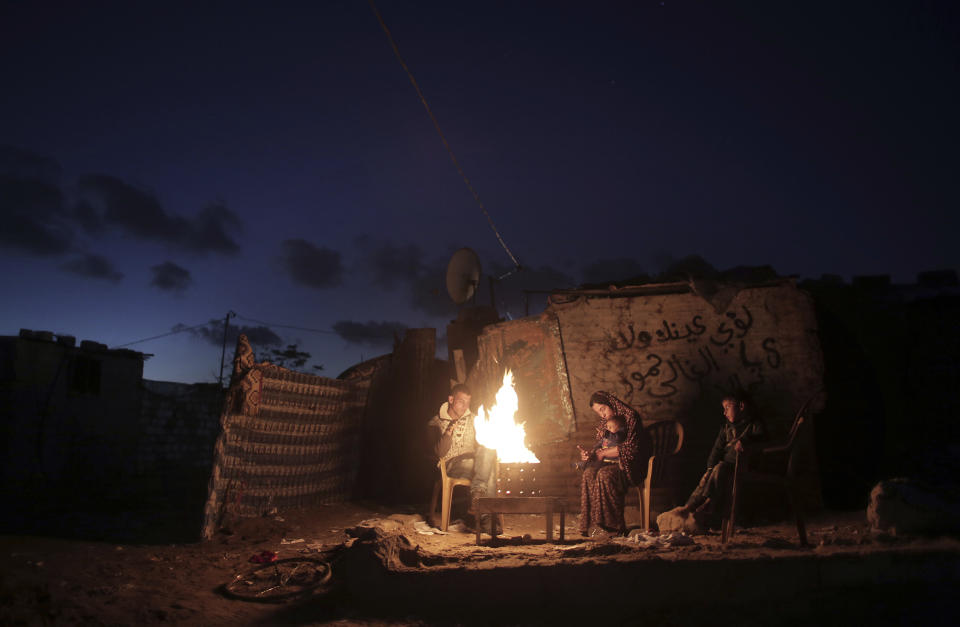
[2,0,957,383]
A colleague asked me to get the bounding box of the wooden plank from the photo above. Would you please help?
[545,498,554,540]
[453,349,467,383]
[475,496,565,514]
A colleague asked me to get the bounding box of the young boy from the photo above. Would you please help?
[679,392,766,519]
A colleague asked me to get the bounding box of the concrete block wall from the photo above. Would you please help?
[138,380,223,474]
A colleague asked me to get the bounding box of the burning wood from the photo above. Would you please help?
[473,371,541,497]
[473,371,539,464]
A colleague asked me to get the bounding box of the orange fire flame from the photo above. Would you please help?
[473,370,540,463]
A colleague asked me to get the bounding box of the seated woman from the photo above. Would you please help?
[577,391,653,536]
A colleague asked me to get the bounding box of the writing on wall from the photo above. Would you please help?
[603,305,783,404]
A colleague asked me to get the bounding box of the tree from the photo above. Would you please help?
[269,344,323,372]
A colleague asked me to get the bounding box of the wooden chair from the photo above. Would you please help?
[429,459,471,531]
[637,420,684,530]
[722,397,816,546]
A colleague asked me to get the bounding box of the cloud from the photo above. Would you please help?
[150,261,192,292]
[410,269,459,317]
[60,253,123,282]
[78,174,180,236]
[237,325,284,347]
[76,175,242,254]
[175,320,283,349]
[0,144,61,182]
[366,240,425,287]
[581,258,650,285]
[332,320,408,348]
[354,237,455,316]
[0,176,73,255]
[71,200,104,234]
[280,239,343,288]
[188,202,242,254]
[0,147,72,255]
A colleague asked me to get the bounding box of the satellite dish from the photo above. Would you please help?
[446,248,481,305]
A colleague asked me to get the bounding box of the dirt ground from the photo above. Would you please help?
[3,499,959,626]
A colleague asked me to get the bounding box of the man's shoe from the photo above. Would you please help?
[478,513,503,536]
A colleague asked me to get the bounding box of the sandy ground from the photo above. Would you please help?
[3,500,959,626]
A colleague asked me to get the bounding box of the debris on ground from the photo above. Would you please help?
[413,520,445,535]
[615,531,697,549]
[248,550,277,563]
[657,506,701,534]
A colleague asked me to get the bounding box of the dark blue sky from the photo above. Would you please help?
[2,0,957,382]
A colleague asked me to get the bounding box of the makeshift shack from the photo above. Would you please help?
[466,277,826,518]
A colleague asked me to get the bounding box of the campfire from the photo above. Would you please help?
[473,371,541,497]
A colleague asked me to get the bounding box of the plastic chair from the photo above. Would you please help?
[637,420,684,530]
[722,396,816,546]
[429,459,472,531]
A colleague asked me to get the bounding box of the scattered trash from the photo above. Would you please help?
[589,528,611,540]
[280,538,304,544]
[615,531,697,549]
[222,557,332,603]
[249,550,278,564]
[413,521,444,535]
[663,533,696,547]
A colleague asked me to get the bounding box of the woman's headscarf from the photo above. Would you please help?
[589,391,653,485]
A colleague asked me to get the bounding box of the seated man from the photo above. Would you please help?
[426,383,498,532]
[679,392,767,522]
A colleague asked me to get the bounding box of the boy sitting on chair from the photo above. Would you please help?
[677,392,767,523]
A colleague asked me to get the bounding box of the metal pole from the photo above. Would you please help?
[218,310,235,388]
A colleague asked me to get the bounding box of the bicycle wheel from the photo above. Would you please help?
[222,557,332,602]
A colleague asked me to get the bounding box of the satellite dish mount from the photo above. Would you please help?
[446,248,482,305]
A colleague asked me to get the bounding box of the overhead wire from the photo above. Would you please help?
[367,0,522,272]
[112,320,212,348]
[111,313,341,350]
[233,314,338,335]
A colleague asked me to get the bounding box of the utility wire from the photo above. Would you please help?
[234,314,338,335]
[112,320,212,348]
[368,0,522,271]
[112,313,340,350]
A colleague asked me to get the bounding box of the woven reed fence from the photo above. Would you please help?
[201,335,370,539]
